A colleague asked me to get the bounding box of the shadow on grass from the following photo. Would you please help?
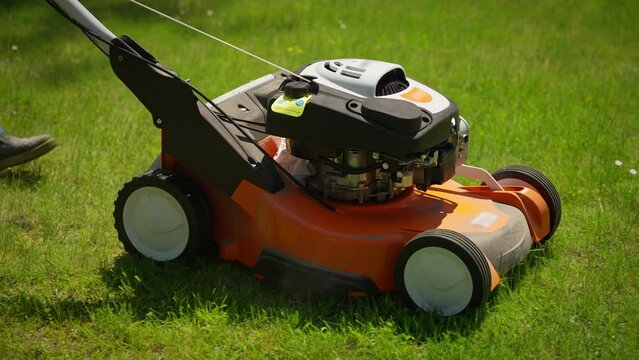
[98,254,492,342]
[0,168,43,188]
[1,0,236,50]
[490,241,556,302]
[1,239,557,343]
[1,1,230,88]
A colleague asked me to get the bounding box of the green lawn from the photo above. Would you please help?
[1,0,638,358]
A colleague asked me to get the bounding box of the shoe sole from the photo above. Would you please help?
[0,138,57,171]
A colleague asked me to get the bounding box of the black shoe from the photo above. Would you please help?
[0,133,57,171]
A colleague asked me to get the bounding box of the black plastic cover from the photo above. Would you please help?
[254,247,379,297]
[264,82,457,159]
[361,98,423,136]
[109,37,283,195]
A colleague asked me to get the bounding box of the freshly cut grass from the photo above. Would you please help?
[1,0,638,358]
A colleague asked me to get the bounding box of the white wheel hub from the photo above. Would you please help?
[122,186,189,261]
[404,247,473,316]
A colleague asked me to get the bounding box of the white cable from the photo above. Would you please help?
[129,0,309,82]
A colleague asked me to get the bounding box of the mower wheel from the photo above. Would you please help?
[113,169,210,261]
[395,229,491,316]
[491,165,562,242]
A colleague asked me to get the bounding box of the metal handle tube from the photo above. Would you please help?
[47,0,116,54]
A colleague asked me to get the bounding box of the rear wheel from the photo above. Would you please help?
[113,169,210,261]
[492,165,561,242]
[395,229,491,316]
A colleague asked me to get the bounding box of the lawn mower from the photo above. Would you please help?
[48,0,561,316]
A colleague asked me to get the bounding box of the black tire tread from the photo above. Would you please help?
[492,165,561,242]
[395,229,492,315]
[113,169,210,261]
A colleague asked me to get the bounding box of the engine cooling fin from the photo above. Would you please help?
[376,68,409,96]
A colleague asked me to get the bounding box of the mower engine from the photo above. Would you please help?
[234,59,470,203]
[302,122,468,203]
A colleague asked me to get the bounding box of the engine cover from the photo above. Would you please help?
[213,58,467,202]
[300,59,452,114]
[265,60,458,160]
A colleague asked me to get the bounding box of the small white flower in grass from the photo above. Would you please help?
[10,45,18,51]
[615,160,622,166]
[630,169,637,175]
[338,20,346,30]
[207,10,213,16]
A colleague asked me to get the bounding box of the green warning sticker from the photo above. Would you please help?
[270,94,312,117]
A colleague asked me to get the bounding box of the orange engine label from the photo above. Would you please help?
[401,87,433,103]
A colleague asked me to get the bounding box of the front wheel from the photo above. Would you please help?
[113,169,210,261]
[492,165,562,242]
[394,229,491,316]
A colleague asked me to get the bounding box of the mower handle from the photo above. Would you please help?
[46,0,116,55]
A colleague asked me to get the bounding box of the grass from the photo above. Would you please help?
[1,0,638,358]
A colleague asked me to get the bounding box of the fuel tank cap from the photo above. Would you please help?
[284,81,311,99]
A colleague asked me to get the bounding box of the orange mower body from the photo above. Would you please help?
[48,0,562,316]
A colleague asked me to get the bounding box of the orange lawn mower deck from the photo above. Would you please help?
[49,0,561,316]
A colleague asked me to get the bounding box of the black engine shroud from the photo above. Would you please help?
[265,80,458,160]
